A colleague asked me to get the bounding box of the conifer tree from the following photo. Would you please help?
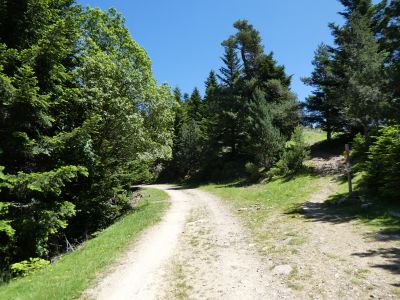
[376,0,400,118]
[330,0,389,135]
[302,44,342,140]
[187,88,202,122]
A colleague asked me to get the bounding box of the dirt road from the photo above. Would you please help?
[85,186,291,299]
[85,183,399,299]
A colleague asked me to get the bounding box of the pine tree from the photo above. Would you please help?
[204,70,218,100]
[228,20,264,78]
[376,0,400,119]
[302,44,342,140]
[218,43,241,89]
[330,0,389,135]
[244,88,284,168]
[187,87,202,122]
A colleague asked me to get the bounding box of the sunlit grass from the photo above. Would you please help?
[0,188,169,300]
[302,127,326,146]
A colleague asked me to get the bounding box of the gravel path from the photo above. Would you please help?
[84,181,400,299]
[84,185,289,300]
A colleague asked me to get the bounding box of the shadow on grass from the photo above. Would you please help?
[286,187,400,282]
[309,133,352,159]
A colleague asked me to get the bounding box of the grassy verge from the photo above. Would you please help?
[0,188,169,300]
[201,172,328,236]
[325,174,400,234]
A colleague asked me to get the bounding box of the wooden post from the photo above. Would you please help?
[345,144,352,195]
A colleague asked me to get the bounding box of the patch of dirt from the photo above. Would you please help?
[83,158,400,299]
[83,185,192,299]
[160,189,293,299]
[306,155,346,176]
[84,186,293,299]
[255,178,400,299]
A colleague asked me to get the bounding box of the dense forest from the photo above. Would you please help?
[0,0,399,282]
[160,20,303,182]
[0,0,174,279]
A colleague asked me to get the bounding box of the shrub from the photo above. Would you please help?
[361,125,400,202]
[10,258,50,277]
[245,162,261,181]
[269,127,309,177]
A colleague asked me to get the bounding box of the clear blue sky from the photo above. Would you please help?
[78,0,349,101]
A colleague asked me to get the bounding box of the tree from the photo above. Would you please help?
[330,0,389,136]
[204,70,218,99]
[218,43,241,89]
[376,0,400,119]
[244,88,284,168]
[228,20,264,78]
[187,87,202,122]
[302,44,342,140]
[0,3,175,274]
[206,20,299,168]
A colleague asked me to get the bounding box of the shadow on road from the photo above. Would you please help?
[286,188,400,286]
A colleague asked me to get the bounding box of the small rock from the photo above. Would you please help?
[337,198,346,205]
[272,264,292,276]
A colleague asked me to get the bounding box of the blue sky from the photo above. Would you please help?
[78,0,348,101]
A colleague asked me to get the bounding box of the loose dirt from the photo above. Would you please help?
[84,186,292,299]
[85,168,400,299]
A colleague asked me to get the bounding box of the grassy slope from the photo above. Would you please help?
[200,128,327,238]
[0,188,169,300]
[302,127,326,146]
[201,174,329,240]
[201,128,400,240]
[327,174,400,233]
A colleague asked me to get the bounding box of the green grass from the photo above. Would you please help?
[302,127,326,146]
[0,188,169,300]
[202,173,325,213]
[201,173,328,235]
[325,173,400,233]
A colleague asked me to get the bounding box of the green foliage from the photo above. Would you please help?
[162,20,300,182]
[0,189,168,299]
[10,258,50,277]
[244,88,285,168]
[269,127,309,177]
[0,2,174,277]
[358,126,400,201]
[302,44,342,140]
[244,162,261,181]
[304,1,400,204]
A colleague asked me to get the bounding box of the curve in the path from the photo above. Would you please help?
[85,185,289,300]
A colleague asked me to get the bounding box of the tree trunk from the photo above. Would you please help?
[327,123,332,141]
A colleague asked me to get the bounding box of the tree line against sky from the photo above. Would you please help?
[0,0,399,280]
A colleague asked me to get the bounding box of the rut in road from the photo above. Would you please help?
[84,185,292,300]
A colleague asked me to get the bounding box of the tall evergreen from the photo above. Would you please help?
[187,87,202,122]
[302,44,342,140]
[218,42,241,89]
[330,0,389,135]
[376,0,400,118]
[210,20,299,167]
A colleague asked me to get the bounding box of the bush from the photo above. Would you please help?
[360,125,400,202]
[269,127,309,177]
[245,162,261,181]
[10,258,50,277]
